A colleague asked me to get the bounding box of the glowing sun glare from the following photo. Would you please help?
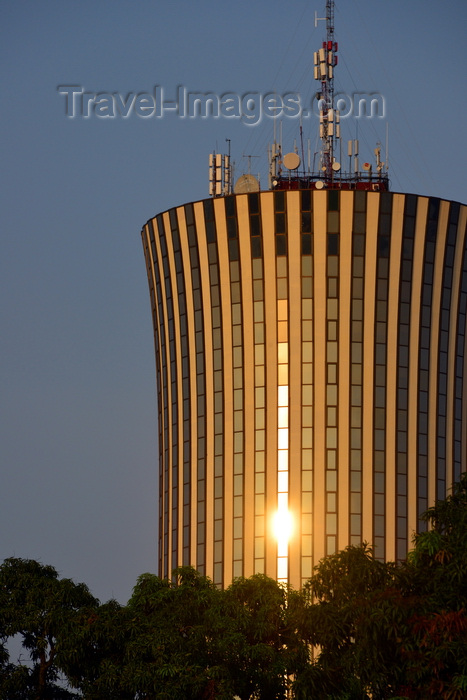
[273,509,293,544]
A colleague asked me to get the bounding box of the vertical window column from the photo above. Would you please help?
[203,200,224,588]
[417,202,438,532]
[253,257,266,574]
[249,192,265,576]
[170,215,191,571]
[186,206,206,575]
[301,190,313,583]
[301,257,313,580]
[157,217,174,578]
[167,211,182,575]
[454,235,467,482]
[277,293,289,583]
[437,203,459,500]
[396,195,415,560]
[231,259,244,580]
[275,190,290,584]
[350,203,366,544]
[326,191,340,556]
[148,220,168,576]
[374,195,392,560]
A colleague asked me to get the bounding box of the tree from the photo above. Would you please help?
[0,557,98,699]
[3,474,466,700]
[116,566,225,699]
[221,574,307,700]
[58,598,133,700]
[71,567,307,700]
[292,476,467,700]
[293,544,407,700]
[398,473,467,699]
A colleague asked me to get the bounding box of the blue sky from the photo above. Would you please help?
[1,0,466,604]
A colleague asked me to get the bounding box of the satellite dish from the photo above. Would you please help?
[283,152,301,170]
[332,161,341,171]
[362,162,372,171]
[234,174,260,194]
[315,180,325,189]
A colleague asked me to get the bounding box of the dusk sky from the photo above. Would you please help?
[1,0,466,604]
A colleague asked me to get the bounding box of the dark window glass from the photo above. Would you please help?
[377,279,388,300]
[402,216,415,242]
[168,209,178,234]
[405,195,418,218]
[378,235,390,257]
[301,189,311,211]
[378,260,389,281]
[403,237,413,257]
[424,262,433,286]
[275,212,286,234]
[185,204,194,226]
[203,198,214,221]
[206,220,216,243]
[353,233,365,255]
[274,190,286,212]
[327,211,339,233]
[327,233,339,255]
[250,215,260,237]
[251,237,262,259]
[249,192,259,215]
[353,212,366,234]
[419,370,429,391]
[376,300,387,322]
[226,217,237,239]
[302,234,312,255]
[354,190,367,212]
[426,220,437,241]
[276,235,287,256]
[225,195,236,218]
[449,201,460,225]
[402,259,412,282]
[375,343,386,364]
[301,211,311,233]
[328,190,339,211]
[229,239,239,261]
[380,192,393,215]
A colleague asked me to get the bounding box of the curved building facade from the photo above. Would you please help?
[141,189,467,589]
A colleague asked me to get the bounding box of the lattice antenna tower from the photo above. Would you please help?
[314,0,340,181]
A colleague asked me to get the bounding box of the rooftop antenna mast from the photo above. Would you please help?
[314,0,340,182]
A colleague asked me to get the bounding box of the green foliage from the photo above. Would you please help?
[220,574,304,699]
[293,544,404,699]
[398,474,467,699]
[114,568,298,699]
[2,474,467,699]
[409,473,467,608]
[293,475,467,700]
[0,557,97,699]
[122,566,222,699]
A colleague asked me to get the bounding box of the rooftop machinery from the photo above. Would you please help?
[210,0,390,196]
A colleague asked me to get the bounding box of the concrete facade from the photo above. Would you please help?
[142,189,467,589]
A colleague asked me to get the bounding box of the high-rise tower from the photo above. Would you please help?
[141,3,467,589]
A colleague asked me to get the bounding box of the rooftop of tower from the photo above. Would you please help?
[209,0,390,198]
